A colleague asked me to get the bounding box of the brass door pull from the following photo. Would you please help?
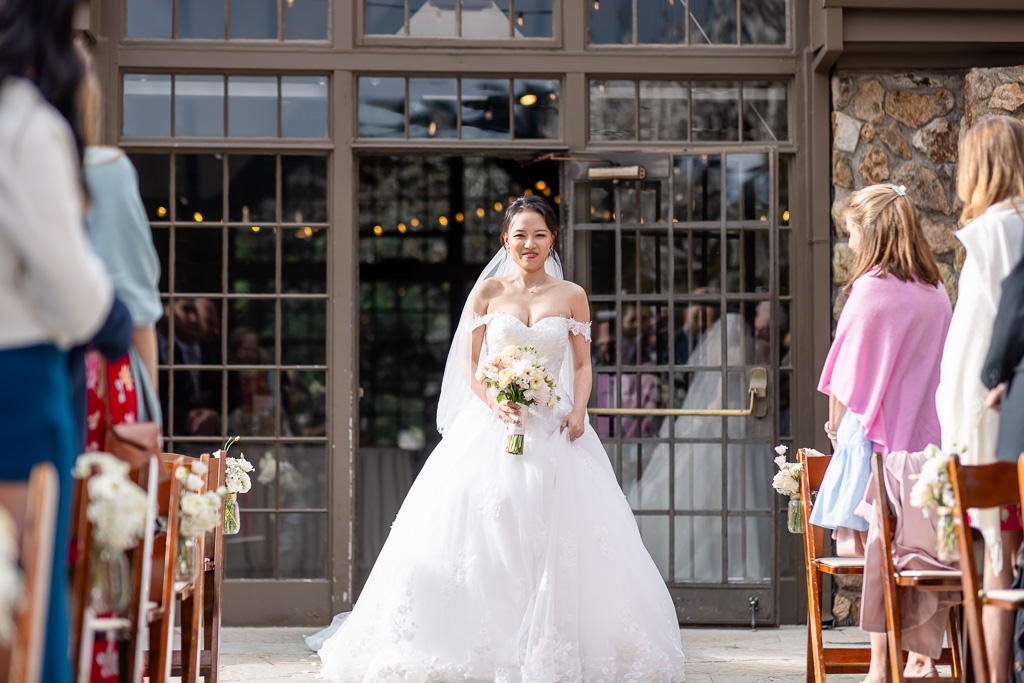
[587,367,768,419]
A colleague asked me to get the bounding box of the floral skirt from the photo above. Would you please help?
[85,350,138,452]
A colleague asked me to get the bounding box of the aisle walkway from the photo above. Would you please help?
[219,624,873,682]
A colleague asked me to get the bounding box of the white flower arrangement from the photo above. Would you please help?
[771,445,803,498]
[909,444,956,515]
[73,452,148,552]
[257,451,302,494]
[0,506,21,644]
[174,461,223,538]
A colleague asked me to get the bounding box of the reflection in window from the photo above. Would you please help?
[129,151,329,579]
[126,0,327,39]
[589,80,636,141]
[122,73,328,139]
[365,0,553,38]
[591,0,785,45]
[692,81,739,142]
[358,77,560,140]
[592,79,786,143]
[357,155,559,594]
[123,74,172,137]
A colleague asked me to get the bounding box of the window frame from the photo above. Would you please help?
[355,0,563,49]
[121,0,333,42]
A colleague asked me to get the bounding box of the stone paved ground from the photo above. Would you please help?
[216,624,894,682]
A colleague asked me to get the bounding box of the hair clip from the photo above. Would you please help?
[893,184,907,197]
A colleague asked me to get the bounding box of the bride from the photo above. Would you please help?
[312,195,686,682]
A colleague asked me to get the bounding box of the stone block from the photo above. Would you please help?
[877,123,911,160]
[920,215,958,254]
[854,80,885,124]
[955,242,966,270]
[912,118,959,164]
[833,242,857,285]
[990,83,1024,112]
[859,145,889,184]
[833,288,849,321]
[832,193,852,236]
[892,163,951,215]
[832,112,861,152]
[938,262,959,308]
[885,90,954,128]
[833,153,854,189]
[832,75,853,109]
[860,123,875,142]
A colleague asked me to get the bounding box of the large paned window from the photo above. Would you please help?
[365,0,554,39]
[590,0,786,45]
[128,150,330,581]
[358,76,559,140]
[590,80,788,143]
[577,150,790,586]
[356,155,559,593]
[123,74,329,138]
[126,0,328,40]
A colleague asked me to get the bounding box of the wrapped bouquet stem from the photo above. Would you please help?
[504,405,527,455]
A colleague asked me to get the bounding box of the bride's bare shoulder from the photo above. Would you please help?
[552,279,586,299]
[471,277,507,310]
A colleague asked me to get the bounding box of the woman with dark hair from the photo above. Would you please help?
[0,1,120,680]
[310,194,685,681]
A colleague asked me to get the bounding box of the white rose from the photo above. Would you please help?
[185,474,204,492]
[190,461,208,476]
[181,493,205,517]
[774,445,788,456]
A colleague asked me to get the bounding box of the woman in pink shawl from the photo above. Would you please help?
[811,183,952,682]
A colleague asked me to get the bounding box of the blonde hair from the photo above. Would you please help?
[957,116,1024,225]
[74,40,101,147]
[844,183,941,291]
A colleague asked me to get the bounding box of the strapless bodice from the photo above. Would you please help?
[472,312,591,380]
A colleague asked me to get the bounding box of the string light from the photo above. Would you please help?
[476,207,485,217]
[782,210,790,222]
[438,216,449,226]
[373,225,383,235]
[411,218,420,227]
[429,121,437,136]
[535,180,547,190]
[494,201,503,211]
[157,206,167,217]
[517,12,524,26]
[303,226,313,236]
[397,222,407,232]
[455,212,464,222]
[251,226,260,232]
[519,93,537,106]
[193,212,203,222]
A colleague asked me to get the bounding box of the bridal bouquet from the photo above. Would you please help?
[909,444,958,562]
[476,344,559,455]
[772,446,804,533]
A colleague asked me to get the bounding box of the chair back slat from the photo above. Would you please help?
[0,463,58,683]
[800,449,832,493]
[950,452,1023,683]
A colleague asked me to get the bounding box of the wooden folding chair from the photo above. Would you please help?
[870,452,963,683]
[150,453,208,683]
[949,452,1024,683]
[171,450,225,682]
[799,448,870,683]
[199,450,225,683]
[0,462,59,683]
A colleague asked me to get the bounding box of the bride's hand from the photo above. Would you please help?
[494,398,521,425]
[560,410,586,442]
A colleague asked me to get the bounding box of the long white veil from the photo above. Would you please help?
[436,248,570,436]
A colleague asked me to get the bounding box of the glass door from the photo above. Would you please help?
[567,150,785,625]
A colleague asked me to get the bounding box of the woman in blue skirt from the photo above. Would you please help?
[0,0,118,679]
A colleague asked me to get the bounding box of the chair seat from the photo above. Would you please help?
[896,569,962,588]
[981,589,1024,609]
[816,556,866,573]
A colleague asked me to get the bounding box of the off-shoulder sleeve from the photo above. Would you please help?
[568,319,592,342]
[470,312,490,330]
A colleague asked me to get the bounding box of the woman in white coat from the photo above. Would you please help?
[935,115,1024,683]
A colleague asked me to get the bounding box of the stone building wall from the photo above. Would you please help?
[830,71,965,323]
[825,65,1024,625]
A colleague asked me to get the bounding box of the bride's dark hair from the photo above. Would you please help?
[501,195,559,253]
[0,0,87,165]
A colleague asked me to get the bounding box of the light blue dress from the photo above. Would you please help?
[809,411,875,531]
[84,146,163,424]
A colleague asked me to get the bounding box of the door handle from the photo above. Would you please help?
[587,367,768,419]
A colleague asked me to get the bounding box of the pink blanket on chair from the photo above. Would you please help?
[818,269,951,455]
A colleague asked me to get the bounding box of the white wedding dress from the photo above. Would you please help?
[315,312,686,682]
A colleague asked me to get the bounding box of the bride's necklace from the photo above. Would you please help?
[522,275,549,294]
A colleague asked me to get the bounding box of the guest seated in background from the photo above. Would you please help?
[813,183,952,682]
[158,297,222,436]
